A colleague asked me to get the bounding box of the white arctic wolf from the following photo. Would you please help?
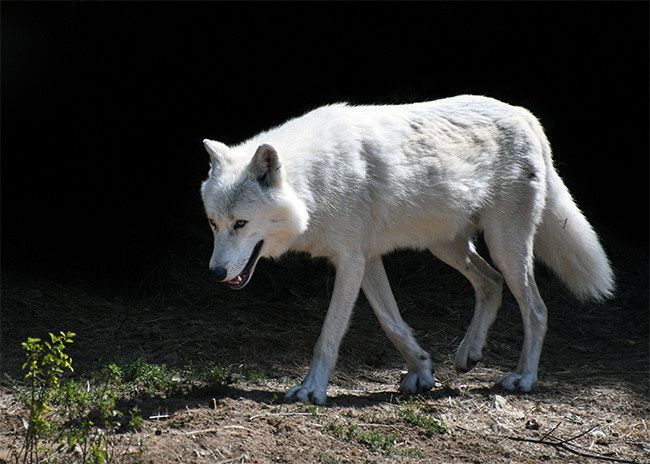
[201,95,614,404]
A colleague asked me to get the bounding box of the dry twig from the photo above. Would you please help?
[505,424,640,464]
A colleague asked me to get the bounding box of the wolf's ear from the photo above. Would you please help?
[203,139,230,170]
[250,144,281,188]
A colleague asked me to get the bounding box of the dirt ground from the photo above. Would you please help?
[1,238,648,463]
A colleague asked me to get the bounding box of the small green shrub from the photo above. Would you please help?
[327,423,397,453]
[15,332,75,464]
[397,399,447,436]
[315,449,341,463]
[119,357,177,393]
[11,332,146,464]
[354,427,398,452]
[103,358,231,398]
[182,362,232,397]
[10,334,237,463]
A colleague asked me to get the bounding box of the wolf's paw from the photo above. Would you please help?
[454,336,484,373]
[285,383,327,405]
[496,372,537,392]
[399,369,437,395]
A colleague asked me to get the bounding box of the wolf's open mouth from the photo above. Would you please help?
[227,240,264,290]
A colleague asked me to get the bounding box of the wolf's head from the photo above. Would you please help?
[201,140,308,289]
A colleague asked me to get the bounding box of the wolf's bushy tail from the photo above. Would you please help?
[534,166,615,301]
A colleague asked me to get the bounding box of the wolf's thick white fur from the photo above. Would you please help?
[201,95,614,404]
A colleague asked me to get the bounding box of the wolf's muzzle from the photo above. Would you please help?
[226,240,264,290]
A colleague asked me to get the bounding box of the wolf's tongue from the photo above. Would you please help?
[229,275,243,285]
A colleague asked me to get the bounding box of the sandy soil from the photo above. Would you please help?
[1,242,648,463]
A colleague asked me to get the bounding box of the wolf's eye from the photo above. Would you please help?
[208,219,217,231]
[234,219,247,230]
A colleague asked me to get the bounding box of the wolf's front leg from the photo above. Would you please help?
[361,257,436,394]
[286,253,366,405]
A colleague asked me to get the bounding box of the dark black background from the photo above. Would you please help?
[2,2,648,288]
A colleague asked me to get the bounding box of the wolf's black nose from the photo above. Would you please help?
[211,266,227,281]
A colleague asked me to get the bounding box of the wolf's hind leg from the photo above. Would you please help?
[285,252,366,405]
[361,257,436,394]
[483,215,547,392]
[428,238,503,372]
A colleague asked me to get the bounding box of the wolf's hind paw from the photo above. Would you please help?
[454,337,484,373]
[454,352,480,373]
[399,370,437,395]
[496,372,537,392]
[285,384,327,405]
